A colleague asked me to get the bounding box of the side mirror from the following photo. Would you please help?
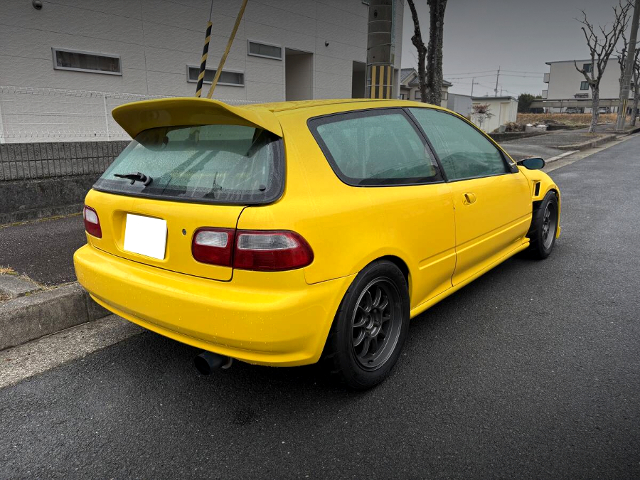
[517,157,545,170]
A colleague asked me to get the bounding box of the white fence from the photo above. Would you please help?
[0,86,256,144]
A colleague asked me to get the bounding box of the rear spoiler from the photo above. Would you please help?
[112,97,283,138]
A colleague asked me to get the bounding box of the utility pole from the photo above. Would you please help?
[617,0,640,131]
[494,66,500,97]
[470,77,475,97]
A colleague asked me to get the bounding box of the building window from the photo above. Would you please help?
[414,91,421,100]
[583,63,592,73]
[399,93,406,100]
[247,40,282,60]
[186,66,244,86]
[442,91,448,101]
[52,48,121,75]
[580,81,589,90]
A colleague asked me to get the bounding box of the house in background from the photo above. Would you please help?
[470,96,518,132]
[399,68,451,107]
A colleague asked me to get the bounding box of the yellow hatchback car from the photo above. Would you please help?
[74,98,560,389]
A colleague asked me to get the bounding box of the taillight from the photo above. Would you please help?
[234,230,314,271]
[192,228,235,267]
[83,205,102,238]
[192,228,313,271]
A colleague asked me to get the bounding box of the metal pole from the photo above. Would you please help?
[206,0,249,99]
[196,1,215,97]
[616,0,640,131]
[102,93,110,141]
[494,66,500,97]
[470,78,475,97]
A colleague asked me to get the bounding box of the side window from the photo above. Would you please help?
[409,108,510,181]
[308,110,441,186]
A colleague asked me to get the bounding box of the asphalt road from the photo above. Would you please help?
[1,136,640,479]
[0,214,85,285]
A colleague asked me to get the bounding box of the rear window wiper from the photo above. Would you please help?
[114,172,153,186]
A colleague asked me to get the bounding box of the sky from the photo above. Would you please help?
[400,0,629,97]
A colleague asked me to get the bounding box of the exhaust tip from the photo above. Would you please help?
[194,351,232,375]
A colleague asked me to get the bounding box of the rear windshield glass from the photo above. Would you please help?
[94,125,284,205]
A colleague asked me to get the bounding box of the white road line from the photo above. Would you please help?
[546,150,578,163]
[0,315,142,389]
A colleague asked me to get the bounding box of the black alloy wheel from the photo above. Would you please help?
[322,260,410,390]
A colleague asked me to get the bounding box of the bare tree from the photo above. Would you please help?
[575,1,631,133]
[425,0,447,105]
[407,0,428,103]
[633,54,640,125]
[617,27,640,125]
[406,0,448,105]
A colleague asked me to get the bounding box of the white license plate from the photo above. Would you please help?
[123,214,167,260]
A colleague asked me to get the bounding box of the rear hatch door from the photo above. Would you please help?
[85,99,283,281]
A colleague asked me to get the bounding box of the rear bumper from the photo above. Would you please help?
[74,245,353,366]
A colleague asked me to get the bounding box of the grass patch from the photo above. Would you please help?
[0,266,17,275]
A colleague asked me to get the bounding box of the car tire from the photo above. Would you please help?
[322,260,410,390]
[527,191,559,259]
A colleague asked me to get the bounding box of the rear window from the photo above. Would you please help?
[308,109,441,186]
[94,125,284,205]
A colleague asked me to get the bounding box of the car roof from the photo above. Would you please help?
[112,97,443,139]
[243,98,438,115]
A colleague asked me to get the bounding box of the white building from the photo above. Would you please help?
[470,96,518,132]
[539,59,630,113]
[447,93,472,118]
[0,0,403,143]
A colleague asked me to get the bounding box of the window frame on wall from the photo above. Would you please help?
[51,47,122,76]
[186,66,245,87]
[580,81,589,91]
[247,40,283,60]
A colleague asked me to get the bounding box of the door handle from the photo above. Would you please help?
[463,192,477,205]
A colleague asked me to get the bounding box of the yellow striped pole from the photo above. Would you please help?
[386,65,392,99]
[195,20,212,97]
[370,65,377,98]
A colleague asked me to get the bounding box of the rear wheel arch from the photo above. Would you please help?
[376,255,410,291]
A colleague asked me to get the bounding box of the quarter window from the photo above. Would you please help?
[409,108,510,181]
[580,81,589,90]
[309,110,441,186]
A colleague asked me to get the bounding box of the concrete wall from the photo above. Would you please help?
[0,175,97,224]
[1,0,403,142]
[471,97,518,132]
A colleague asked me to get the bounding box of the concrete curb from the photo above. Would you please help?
[556,134,618,151]
[0,282,110,351]
[545,151,578,164]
